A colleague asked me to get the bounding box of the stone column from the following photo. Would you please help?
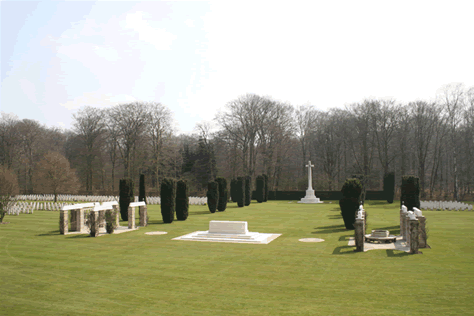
[416,215,427,248]
[113,204,120,227]
[70,209,77,231]
[404,212,411,242]
[354,217,365,252]
[99,210,106,229]
[77,209,85,232]
[89,211,99,237]
[60,210,68,234]
[409,218,420,254]
[128,206,135,229]
[139,205,147,227]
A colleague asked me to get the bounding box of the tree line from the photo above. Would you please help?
[1,83,473,201]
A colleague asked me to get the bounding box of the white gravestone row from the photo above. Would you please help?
[420,200,472,211]
[14,195,207,206]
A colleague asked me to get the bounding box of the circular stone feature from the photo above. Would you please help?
[145,231,168,235]
[299,238,325,242]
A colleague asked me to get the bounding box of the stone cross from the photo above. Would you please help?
[306,161,314,190]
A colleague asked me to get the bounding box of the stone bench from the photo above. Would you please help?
[128,201,147,229]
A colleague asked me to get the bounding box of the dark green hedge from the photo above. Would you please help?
[383,172,395,204]
[215,177,228,212]
[263,174,269,202]
[176,179,189,221]
[245,176,251,206]
[401,175,420,211]
[339,178,363,230]
[230,179,238,202]
[139,174,147,204]
[119,178,134,221]
[236,177,245,207]
[256,175,264,203]
[207,181,219,213]
[160,178,176,223]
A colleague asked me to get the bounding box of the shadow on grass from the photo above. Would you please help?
[37,230,60,236]
[386,250,410,257]
[189,211,213,215]
[327,215,342,219]
[329,208,340,212]
[313,224,348,234]
[366,201,387,205]
[67,234,90,239]
[332,246,358,255]
[338,235,352,241]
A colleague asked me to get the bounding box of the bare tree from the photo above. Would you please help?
[72,106,106,193]
[0,113,20,169]
[295,105,320,176]
[33,152,80,202]
[438,83,466,200]
[0,166,19,223]
[107,102,150,178]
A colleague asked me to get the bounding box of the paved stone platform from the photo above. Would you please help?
[348,236,409,252]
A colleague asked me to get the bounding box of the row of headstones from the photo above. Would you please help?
[59,201,148,237]
[420,200,473,211]
[400,205,427,254]
[13,195,207,205]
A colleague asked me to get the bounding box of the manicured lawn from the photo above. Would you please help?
[1,200,473,315]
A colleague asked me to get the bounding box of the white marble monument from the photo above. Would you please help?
[298,160,323,203]
[172,220,281,244]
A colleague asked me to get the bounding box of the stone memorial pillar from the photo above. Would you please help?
[416,215,427,248]
[89,211,99,237]
[60,210,68,234]
[77,209,85,232]
[139,205,148,227]
[128,206,135,229]
[99,210,106,229]
[113,204,120,227]
[70,209,77,231]
[354,216,365,252]
[400,204,407,239]
[409,217,420,254]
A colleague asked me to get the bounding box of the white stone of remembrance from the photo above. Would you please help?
[298,160,323,204]
[173,221,281,244]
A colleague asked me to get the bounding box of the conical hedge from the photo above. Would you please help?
[339,178,362,229]
[207,181,219,213]
[139,174,147,204]
[119,178,134,221]
[176,179,189,221]
[245,176,251,206]
[263,174,269,202]
[236,177,245,207]
[215,177,228,212]
[160,178,176,223]
[256,175,264,203]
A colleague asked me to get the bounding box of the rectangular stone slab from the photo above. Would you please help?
[209,221,248,234]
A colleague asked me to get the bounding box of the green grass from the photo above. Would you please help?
[1,200,473,316]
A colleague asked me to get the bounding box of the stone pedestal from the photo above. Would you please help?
[89,211,99,237]
[416,216,427,248]
[76,209,84,232]
[354,218,365,252]
[409,219,420,254]
[139,205,147,227]
[297,189,322,203]
[113,205,120,227]
[60,210,68,234]
[128,207,135,229]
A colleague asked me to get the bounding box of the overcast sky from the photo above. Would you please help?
[1,0,473,135]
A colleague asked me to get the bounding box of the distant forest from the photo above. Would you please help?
[1,83,473,200]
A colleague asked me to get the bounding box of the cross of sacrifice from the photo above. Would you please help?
[306,161,314,190]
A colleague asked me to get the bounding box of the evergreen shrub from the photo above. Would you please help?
[230,179,237,202]
[383,172,395,204]
[339,178,362,229]
[215,177,228,212]
[256,175,264,203]
[207,181,219,213]
[351,174,366,204]
[139,174,147,204]
[245,176,251,206]
[236,177,245,207]
[119,178,134,221]
[160,178,176,223]
[400,175,420,211]
[176,180,189,221]
[263,174,269,202]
